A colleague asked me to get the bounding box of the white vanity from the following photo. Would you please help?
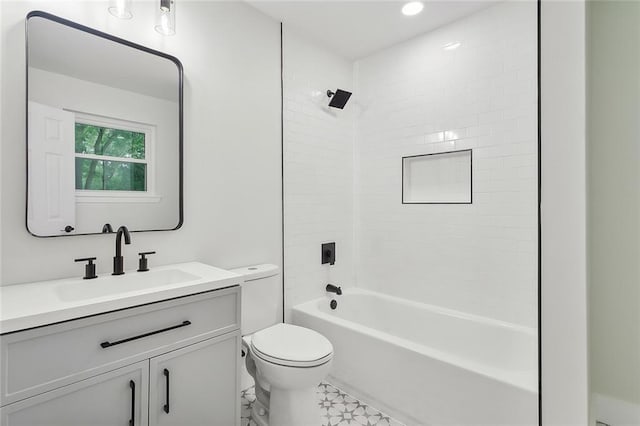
[0,262,242,426]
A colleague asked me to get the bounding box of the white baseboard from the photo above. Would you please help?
[594,393,640,426]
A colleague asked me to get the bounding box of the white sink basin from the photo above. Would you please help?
[0,262,243,334]
[56,269,200,301]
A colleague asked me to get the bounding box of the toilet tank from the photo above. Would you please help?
[230,264,280,335]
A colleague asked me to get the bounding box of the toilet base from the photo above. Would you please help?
[251,398,269,426]
[268,385,320,426]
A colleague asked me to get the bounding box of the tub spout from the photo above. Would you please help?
[326,284,342,295]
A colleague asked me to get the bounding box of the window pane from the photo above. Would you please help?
[75,123,145,160]
[104,161,146,191]
[75,157,104,190]
[75,158,146,191]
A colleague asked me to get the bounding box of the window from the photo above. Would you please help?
[74,114,156,201]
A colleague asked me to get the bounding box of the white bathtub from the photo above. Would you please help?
[292,288,538,426]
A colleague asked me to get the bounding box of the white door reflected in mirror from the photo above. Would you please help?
[27,101,76,236]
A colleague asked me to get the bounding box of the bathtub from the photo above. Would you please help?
[292,288,538,426]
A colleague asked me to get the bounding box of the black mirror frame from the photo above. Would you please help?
[25,10,184,237]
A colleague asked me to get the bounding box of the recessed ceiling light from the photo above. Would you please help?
[402,1,424,16]
[443,42,462,51]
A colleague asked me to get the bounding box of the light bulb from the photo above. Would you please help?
[108,0,132,19]
[402,2,424,16]
[161,14,170,32]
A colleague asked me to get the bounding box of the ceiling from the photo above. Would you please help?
[248,1,499,60]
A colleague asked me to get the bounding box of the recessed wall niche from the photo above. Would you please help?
[402,150,472,204]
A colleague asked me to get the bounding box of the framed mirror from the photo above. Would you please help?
[26,11,183,237]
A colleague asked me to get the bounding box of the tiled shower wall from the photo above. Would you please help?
[283,1,538,327]
[354,1,538,327]
[283,29,355,320]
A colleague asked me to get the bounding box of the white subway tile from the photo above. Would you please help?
[285,1,537,327]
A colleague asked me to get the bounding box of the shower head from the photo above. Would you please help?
[327,89,352,109]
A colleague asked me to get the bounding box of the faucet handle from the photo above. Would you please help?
[75,257,97,280]
[137,251,156,272]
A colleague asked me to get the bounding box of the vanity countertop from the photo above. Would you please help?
[0,262,242,334]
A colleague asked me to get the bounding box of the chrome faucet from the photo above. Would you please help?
[112,225,131,275]
[326,284,342,295]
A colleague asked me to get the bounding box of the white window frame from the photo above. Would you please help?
[74,112,160,204]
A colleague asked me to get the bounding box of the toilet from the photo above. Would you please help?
[231,264,333,426]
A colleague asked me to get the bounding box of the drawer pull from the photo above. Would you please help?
[129,380,135,426]
[100,320,192,348]
[163,368,170,414]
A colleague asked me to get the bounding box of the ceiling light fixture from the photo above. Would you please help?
[160,0,171,12]
[108,0,132,19]
[402,1,424,16]
[155,0,176,36]
[108,0,176,36]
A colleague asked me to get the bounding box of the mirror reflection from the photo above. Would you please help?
[26,12,182,237]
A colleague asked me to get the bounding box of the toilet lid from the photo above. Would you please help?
[251,323,333,367]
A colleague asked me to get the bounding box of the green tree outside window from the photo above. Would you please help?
[75,123,147,192]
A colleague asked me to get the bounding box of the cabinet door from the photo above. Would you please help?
[149,333,240,426]
[0,361,148,426]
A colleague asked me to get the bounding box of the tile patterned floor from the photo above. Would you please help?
[241,381,404,426]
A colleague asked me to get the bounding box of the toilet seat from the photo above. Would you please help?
[251,345,333,368]
[250,323,333,368]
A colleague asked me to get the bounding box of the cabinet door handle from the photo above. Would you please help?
[129,380,135,426]
[100,321,192,348]
[163,368,170,414]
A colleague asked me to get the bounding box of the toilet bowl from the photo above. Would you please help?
[232,265,334,426]
[243,323,333,426]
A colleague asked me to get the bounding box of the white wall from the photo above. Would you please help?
[29,67,179,233]
[354,1,538,327]
[1,0,282,306]
[587,0,640,422]
[282,27,354,319]
[0,1,4,282]
[541,1,589,425]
